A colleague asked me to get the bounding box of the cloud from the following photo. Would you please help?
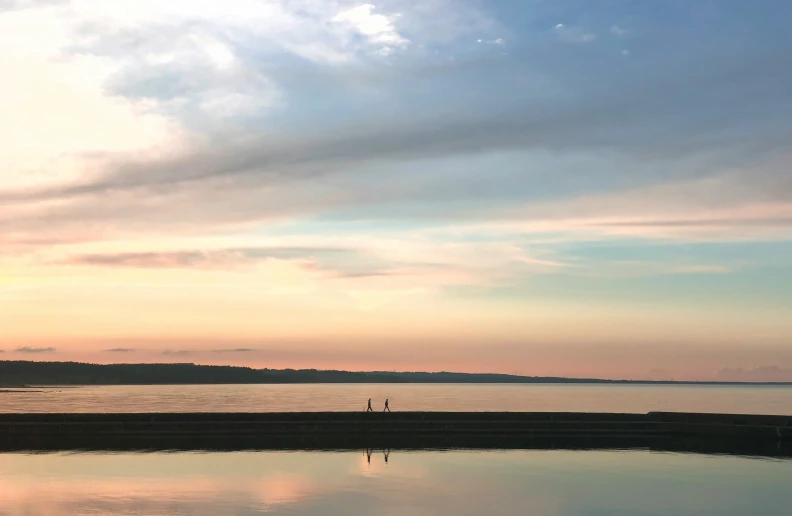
[104,348,137,353]
[4,21,791,222]
[161,350,194,356]
[477,37,504,45]
[0,0,491,136]
[50,239,563,296]
[610,25,627,36]
[0,0,64,9]
[14,346,56,353]
[59,246,400,282]
[717,366,792,383]
[63,247,355,270]
[554,23,596,44]
[212,348,258,353]
[2,75,780,222]
[47,0,409,66]
[671,265,733,275]
[10,40,786,213]
[334,271,397,279]
[332,3,408,54]
[1,0,790,263]
[488,163,792,241]
[0,5,186,195]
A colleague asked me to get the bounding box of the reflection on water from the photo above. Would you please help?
[2,383,792,414]
[365,448,391,466]
[0,450,790,515]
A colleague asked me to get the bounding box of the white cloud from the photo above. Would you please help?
[190,35,236,69]
[332,3,409,54]
[2,0,495,127]
[622,49,630,56]
[199,91,278,117]
[478,37,504,45]
[0,0,507,253]
[0,6,186,190]
[1,0,488,127]
[610,25,627,36]
[554,23,597,44]
[144,52,177,65]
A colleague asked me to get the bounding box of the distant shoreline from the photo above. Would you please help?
[2,383,792,389]
[1,360,791,387]
[2,381,792,387]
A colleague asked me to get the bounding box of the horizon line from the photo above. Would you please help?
[2,360,792,386]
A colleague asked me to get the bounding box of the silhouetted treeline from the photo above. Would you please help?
[0,361,623,386]
[1,361,788,386]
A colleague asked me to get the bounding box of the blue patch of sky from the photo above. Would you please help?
[448,264,792,310]
[560,241,792,269]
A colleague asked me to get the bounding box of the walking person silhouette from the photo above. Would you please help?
[367,398,373,412]
[383,398,391,412]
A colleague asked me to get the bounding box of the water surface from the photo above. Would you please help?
[0,449,789,515]
[2,383,792,414]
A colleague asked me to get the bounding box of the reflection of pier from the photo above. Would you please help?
[0,412,790,457]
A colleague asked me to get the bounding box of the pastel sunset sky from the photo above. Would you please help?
[1,0,791,381]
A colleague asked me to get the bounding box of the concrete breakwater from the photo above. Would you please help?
[0,412,790,453]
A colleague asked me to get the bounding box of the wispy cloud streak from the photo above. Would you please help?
[14,347,56,354]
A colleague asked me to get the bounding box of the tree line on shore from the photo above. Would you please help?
[2,360,787,386]
[0,360,616,386]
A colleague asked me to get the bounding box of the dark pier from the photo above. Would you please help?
[1,411,790,456]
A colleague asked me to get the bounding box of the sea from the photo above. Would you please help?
[2,383,791,515]
[1,449,791,515]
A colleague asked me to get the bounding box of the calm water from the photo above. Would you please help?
[2,383,792,414]
[0,449,790,515]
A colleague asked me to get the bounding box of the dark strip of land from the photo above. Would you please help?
[3,360,792,385]
[1,412,790,455]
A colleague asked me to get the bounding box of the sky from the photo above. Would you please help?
[1,0,791,381]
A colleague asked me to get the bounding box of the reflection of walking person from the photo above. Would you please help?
[383,398,391,412]
[367,398,373,412]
